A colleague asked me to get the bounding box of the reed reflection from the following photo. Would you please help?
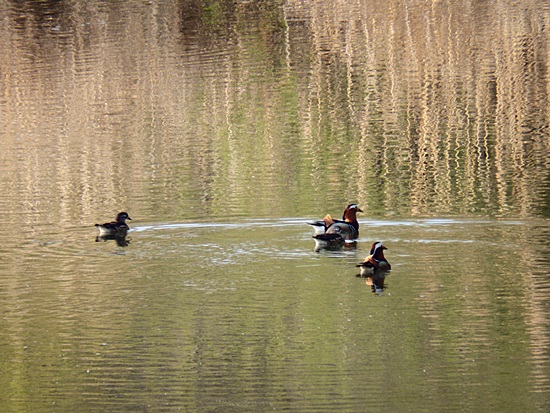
[0,0,548,225]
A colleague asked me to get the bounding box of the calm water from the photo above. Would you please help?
[1,1,549,412]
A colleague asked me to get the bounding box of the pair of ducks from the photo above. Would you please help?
[97,206,392,290]
[309,204,391,291]
[98,205,362,241]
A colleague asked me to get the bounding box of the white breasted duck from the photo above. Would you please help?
[309,204,363,241]
[356,241,391,291]
[95,212,132,236]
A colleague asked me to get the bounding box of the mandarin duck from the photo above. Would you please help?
[356,242,391,291]
[95,212,132,236]
[312,232,346,252]
[309,204,362,241]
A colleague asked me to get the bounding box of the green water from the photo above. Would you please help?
[0,1,549,412]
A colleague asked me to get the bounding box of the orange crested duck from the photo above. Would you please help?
[95,212,132,236]
[309,204,362,241]
[356,241,391,291]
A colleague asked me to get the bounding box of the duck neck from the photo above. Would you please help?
[373,250,385,261]
[344,212,358,229]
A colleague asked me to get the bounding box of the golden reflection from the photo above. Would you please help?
[0,2,548,219]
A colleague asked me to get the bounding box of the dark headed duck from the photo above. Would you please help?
[95,212,132,236]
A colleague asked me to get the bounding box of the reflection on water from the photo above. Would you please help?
[96,234,130,247]
[0,0,548,226]
[0,0,549,412]
[1,218,550,412]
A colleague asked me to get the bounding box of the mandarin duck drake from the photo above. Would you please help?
[356,242,391,291]
[309,204,363,241]
[95,212,132,236]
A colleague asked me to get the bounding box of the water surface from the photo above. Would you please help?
[0,1,549,412]
[2,218,550,412]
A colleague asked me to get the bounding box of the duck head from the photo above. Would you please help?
[116,212,132,223]
[342,204,362,223]
[370,241,387,260]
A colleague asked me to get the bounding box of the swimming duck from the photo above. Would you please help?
[308,204,362,240]
[356,241,391,291]
[95,212,132,236]
[312,232,346,252]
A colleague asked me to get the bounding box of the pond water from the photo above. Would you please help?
[1,1,549,412]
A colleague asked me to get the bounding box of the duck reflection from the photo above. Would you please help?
[96,234,130,247]
[356,242,391,292]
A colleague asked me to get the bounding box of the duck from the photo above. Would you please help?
[95,212,132,236]
[312,232,346,252]
[356,241,391,291]
[308,204,363,241]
